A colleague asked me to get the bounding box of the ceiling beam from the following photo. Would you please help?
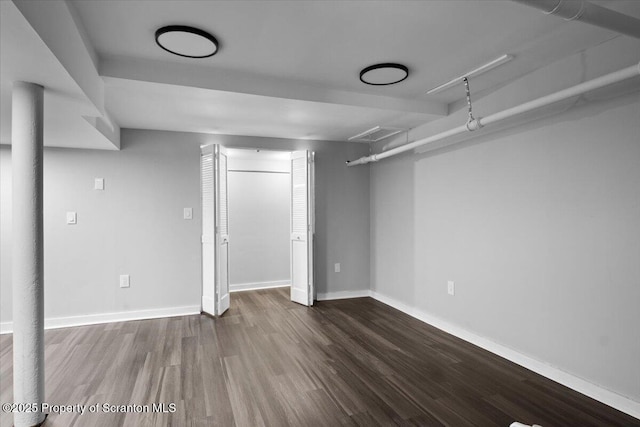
[13,0,104,115]
[100,55,448,118]
[8,0,120,149]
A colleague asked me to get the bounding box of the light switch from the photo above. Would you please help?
[334,263,341,273]
[94,178,104,190]
[184,208,193,220]
[120,274,130,288]
[66,212,77,225]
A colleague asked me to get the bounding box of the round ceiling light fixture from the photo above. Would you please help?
[359,63,409,85]
[155,25,219,58]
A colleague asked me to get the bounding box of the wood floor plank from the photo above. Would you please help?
[1,288,638,426]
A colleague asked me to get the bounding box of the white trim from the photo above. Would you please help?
[0,322,11,334]
[0,305,201,335]
[317,289,372,301]
[370,290,640,420]
[230,280,289,292]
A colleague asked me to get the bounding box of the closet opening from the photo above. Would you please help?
[200,145,314,316]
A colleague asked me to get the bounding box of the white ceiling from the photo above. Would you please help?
[2,0,640,149]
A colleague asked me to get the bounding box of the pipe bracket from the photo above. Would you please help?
[466,118,483,132]
[565,1,585,21]
[543,0,563,15]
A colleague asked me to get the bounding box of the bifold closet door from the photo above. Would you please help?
[201,144,230,316]
[290,150,314,306]
[201,145,216,316]
[216,145,230,315]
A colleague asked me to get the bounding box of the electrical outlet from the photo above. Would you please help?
[120,274,130,288]
[184,207,193,220]
[447,281,455,296]
[66,212,77,225]
[94,178,104,190]
[334,263,341,273]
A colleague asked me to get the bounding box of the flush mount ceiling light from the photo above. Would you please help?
[360,63,409,86]
[155,25,219,58]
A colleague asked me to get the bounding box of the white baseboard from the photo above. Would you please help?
[0,305,201,335]
[0,322,12,334]
[370,290,640,420]
[317,289,372,301]
[230,280,289,292]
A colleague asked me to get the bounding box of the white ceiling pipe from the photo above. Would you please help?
[346,61,640,166]
[512,0,640,39]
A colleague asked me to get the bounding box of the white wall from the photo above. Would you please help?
[227,149,290,288]
[0,130,370,327]
[370,36,640,403]
[1,132,203,325]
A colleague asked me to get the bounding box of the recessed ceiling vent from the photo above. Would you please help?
[348,126,406,143]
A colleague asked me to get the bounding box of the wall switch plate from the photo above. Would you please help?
[66,212,77,225]
[334,263,341,273]
[184,208,193,220]
[120,274,130,288]
[94,178,104,190]
[447,281,455,296]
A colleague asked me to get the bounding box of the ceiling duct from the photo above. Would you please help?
[348,126,406,143]
[512,0,640,39]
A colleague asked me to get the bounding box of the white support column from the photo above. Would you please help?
[12,81,46,427]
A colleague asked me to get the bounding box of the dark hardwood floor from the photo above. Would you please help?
[1,287,638,426]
